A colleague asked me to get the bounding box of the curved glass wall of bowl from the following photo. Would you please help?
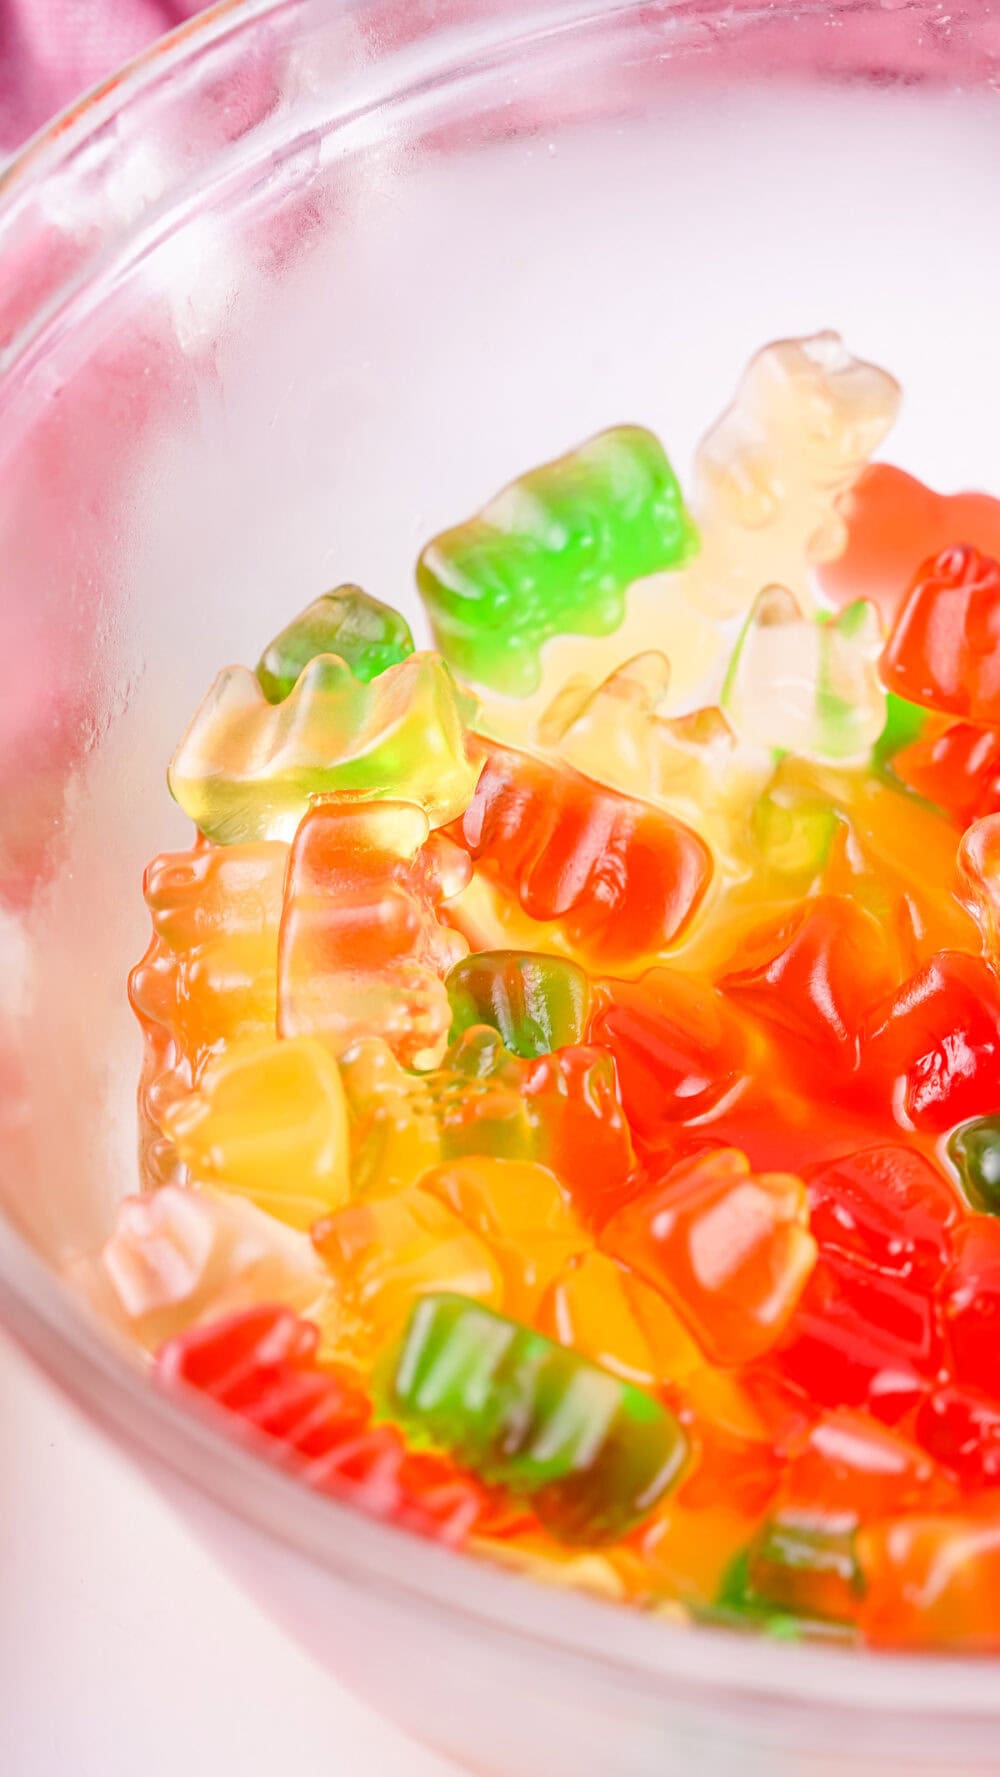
[5,4,1000,1775]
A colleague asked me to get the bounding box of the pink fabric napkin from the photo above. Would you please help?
[0,0,205,151]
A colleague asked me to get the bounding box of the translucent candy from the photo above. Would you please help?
[880,544,1000,724]
[162,1036,351,1229]
[128,840,287,1185]
[958,813,1000,954]
[278,799,469,1071]
[381,1293,689,1543]
[81,1184,327,1347]
[894,719,1000,830]
[719,896,899,1071]
[448,740,712,970]
[168,651,479,843]
[445,950,592,1057]
[722,589,886,764]
[863,951,1000,1133]
[421,1158,589,1322]
[538,1250,703,1388]
[417,427,697,697]
[858,1511,1000,1650]
[312,1187,504,1356]
[338,1030,633,1214]
[156,1305,492,1545]
[536,653,771,870]
[256,587,414,698]
[819,462,1000,627]
[947,1116,1000,1215]
[686,331,900,619]
[602,1149,816,1366]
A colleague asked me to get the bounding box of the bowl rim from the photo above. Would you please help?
[3,0,1000,1730]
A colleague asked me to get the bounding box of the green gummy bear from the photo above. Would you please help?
[381,1293,688,1543]
[446,951,592,1058]
[417,427,698,697]
[256,587,415,699]
[948,1116,1000,1215]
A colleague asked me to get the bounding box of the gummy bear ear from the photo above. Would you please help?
[536,651,671,750]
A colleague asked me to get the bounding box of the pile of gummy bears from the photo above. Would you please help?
[85,332,1000,1650]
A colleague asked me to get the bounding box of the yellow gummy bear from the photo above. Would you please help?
[419,1157,590,1322]
[168,651,480,843]
[959,814,1000,957]
[538,1250,702,1388]
[312,1185,504,1357]
[162,1036,351,1230]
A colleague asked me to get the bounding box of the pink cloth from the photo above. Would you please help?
[0,0,205,151]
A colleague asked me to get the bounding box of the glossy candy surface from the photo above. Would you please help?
[418,427,697,697]
[105,334,1000,1651]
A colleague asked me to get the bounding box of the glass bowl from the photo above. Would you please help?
[3,2,1000,1770]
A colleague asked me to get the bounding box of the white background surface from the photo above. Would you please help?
[0,1334,460,1777]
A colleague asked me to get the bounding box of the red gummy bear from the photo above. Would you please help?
[881,545,1000,724]
[863,952,1000,1133]
[916,1385,1000,1489]
[591,967,750,1145]
[818,463,1000,628]
[804,1145,958,1290]
[720,896,899,1073]
[776,1251,943,1424]
[451,741,712,967]
[942,1219,1000,1401]
[894,720,1000,830]
[156,1305,492,1544]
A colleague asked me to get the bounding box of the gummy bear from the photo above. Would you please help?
[128,839,287,1185]
[417,427,697,697]
[742,1510,864,1625]
[311,1186,504,1357]
[958,813,1000,955]
[536,652,770,871]
[719,896,900,1073]
[338,1029,634,1216]
[590,967,754,1152]
[445,950,593,1058]
[256,586,414,698]
[916,1385,1000,1489]
[947,1116,1000,1215]
[81,1184,328,1347]
[862,951,1000,1133]
[941,1217,1000,1397]
[819,462,1000,627]
[776,1250,944,1425]
[858,1510,1000,1650]
[278,798,469,1071]
[602,1148,816,1366]
[804,1146,958,1288]
[721,589,885,764]
[162,1036,351,1229]
[156,1305,493,1545]
[893,718,1000,829]
[381,1293,689,1543]
[448,740,712,971]
[537,1250,703,1388]
[421,1158,590,1324]
[685,331,900,620]
[880,544,1000,724]
[168,651,479,843]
